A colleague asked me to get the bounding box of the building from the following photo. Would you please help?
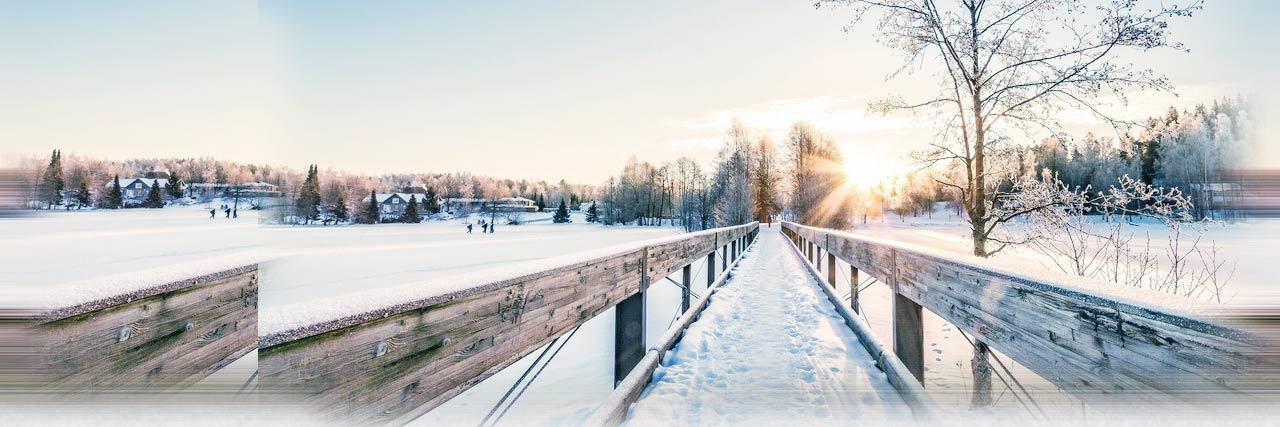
[187,182,282,201]
[440,197,538,213]
[362,193,434,220]
[105,177,171,205]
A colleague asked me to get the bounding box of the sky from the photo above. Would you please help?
[2,0,1277,184]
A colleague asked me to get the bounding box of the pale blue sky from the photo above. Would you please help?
[2,1,1277,183]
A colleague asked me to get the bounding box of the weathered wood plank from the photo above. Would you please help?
[783,222,1268,404]
[28,266,258,391]
[259,223,757,424]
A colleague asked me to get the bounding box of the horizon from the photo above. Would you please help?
[2,0,1277,184]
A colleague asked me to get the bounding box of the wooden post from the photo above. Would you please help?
[706,251,716,288]
[971,340,993,408]
[893,292,925,383]
[681,264,692,313]
[826,252,836,288]
[850,266,860,313]
[615,251,648,386]
[721,245,727,272]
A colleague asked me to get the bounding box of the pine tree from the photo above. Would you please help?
[535,193,546,211]
[401,195,421,223]
[333,193,349,223]
[585,202,599,223]
[296,165,322,223]
[144,179,164,208]
[360,190,380,224]
[106,175,123,209]
[75,181,91,208]
[39,149,64,209]
[553,200,571,223]
[168,174,185,199]
[423,186,439,214]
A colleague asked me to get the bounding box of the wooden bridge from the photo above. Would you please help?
[254,221,1270,424]
[7,221,1271,424]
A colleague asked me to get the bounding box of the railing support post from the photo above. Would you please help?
[971,340,993,408]
[850,266,860,313]
[615,251,648,386]
[721,245,727,272]
[681,264,692,313]
[893,292,925,384]
[826,252,836,288]
[706,251,716,288]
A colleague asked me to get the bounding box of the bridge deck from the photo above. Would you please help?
[625,227,911,424]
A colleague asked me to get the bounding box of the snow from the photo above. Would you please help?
[625,228,912,425]
[258,215,685,341]
[828,212,1280,413]
[0,204,264,315]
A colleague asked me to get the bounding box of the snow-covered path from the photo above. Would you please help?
[626,228,912,425]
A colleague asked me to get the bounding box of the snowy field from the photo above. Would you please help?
[626,228,911,425]
[257,212,680,308]
[0,203,263,309]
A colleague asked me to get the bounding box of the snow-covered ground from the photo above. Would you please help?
[0,203,263,310]
[626,228,912,425]
[257,212,681,309]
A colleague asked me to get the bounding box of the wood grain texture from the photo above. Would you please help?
[783,222,1266,404]
[259,223,757,424]
[29,267,258,391]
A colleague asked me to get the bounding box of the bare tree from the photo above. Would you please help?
[818,0,1202,256]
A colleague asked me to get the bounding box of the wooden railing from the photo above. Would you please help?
[11,265,258,391]
[782,221,1266,405]
[258,223,760,424]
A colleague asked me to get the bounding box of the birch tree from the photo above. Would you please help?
[818,0,1203,257]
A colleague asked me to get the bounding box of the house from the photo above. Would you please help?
[362,193,433,220]
[105,177,171,205]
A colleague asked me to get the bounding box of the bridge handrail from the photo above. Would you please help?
[258,222,760,423]
[781,221,1264,404]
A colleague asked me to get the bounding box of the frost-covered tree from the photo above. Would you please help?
[296,165,322,224]
[786,122,848,228]
[753,135,781,225]
[711,121,755,226]
[819,0,1203,256]
[585,201,599,223]
[333,193,349,223]
[39,149,64,209]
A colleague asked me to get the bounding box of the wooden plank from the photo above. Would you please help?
[782,222,1267,404]
[31,266,258,391]
[893,292,925,383]
[259,223,757,423]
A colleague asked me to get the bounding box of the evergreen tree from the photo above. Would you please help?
[359,190,380,224]
[144,179,164,208]
[333,193,349,223]
[39,149,64,208]
[106,175,123,209]
[535,193,546,211]
[168,174,185,199]
[553,200,571,223]
[423,186,439,214]
[75,181,91,208]
[401,195,421,223]
[585,202,599,223]
[296,165,322,223]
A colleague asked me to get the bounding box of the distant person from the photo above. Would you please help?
[466,224,473,234]
[224,208,231,218]
[209,208,216,219]
[232,208,238,219]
